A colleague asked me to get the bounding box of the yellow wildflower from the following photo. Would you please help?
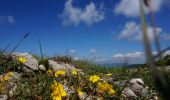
[55,70,65,77]
[2,75,9,81]
[18,57,27,63]
[47,69,53,76]
[89,75,100,83]
[47,69,53,73]
[77,88,84,96]
[77,88,87,99]
[108,89,115,95]
[50,81,67,100]
[72,69,78,75]
[97,81,115,95]
[2,72,14,81]
[106,73,112,77]
[0,83,5,93]
[7,72,14,76]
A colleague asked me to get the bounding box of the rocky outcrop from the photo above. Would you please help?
[39,64,46,71]
[12,53,39,72]
[48,60,76,72]
[116,78,158,99]
[0,72,21,97]
[0,95,8,100]
[122,88,137,98]
[11,53,77,73]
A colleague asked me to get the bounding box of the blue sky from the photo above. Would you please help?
[0,0,170,64]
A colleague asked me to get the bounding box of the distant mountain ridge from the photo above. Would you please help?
[98,63,144,68]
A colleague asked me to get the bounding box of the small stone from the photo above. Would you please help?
[135,78,144,85]
[129,78,144,85]
[153,96,159,100]
[141,86,149,97]
[129,78,137,84]
[12,52,39,72]
[122,88,137,98]
[22,66,33,73]
[39,65,46,71]
[0,95,8,100]
[9,85,17,97]
[48,60,75,71]
[86,96,102,100]
[130,83,144,94]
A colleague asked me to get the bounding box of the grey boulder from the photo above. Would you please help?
[48,60,75,71]
[39,64,46,71]
[0,72,21,97]
[122,88,137,98]
[0,95,8,100]
[129,78,144,85]
[12,53,39,72]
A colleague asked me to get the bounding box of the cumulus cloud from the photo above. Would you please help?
[112,52,144,59]
[118,21,162,41]
[73,57,80,60]
[160,33,170,40]
[60,0,105,26]
[112,50,170,64]
[114,0,163,17]
[0,15,16,24]
[112,53,125,59]
[112,51,145,64]
[118,22,140,40]
[74,50,170,64]
[7,16,16,24]
[69,49,76,54]
[89,48,96,53]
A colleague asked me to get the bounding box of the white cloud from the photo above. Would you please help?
[118,21,162,41]
[0,15,16,24]
[118,22,140,40]
[69,49,76,54]
[126,52,144,58]
[112,51,145,64]
[60,0,105,26]
[114,0,163,17]
[73,57,80,60]
[89,48,96,53]
[112,52,144,64]
[112,52,144,59]
[160,33,170,40]
[112,53,125,59]
[112,50,170,64]
[7,16,16,24]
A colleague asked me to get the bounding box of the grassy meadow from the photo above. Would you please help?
[1,51,170,100]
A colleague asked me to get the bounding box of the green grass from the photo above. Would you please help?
[0,52,170,99]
